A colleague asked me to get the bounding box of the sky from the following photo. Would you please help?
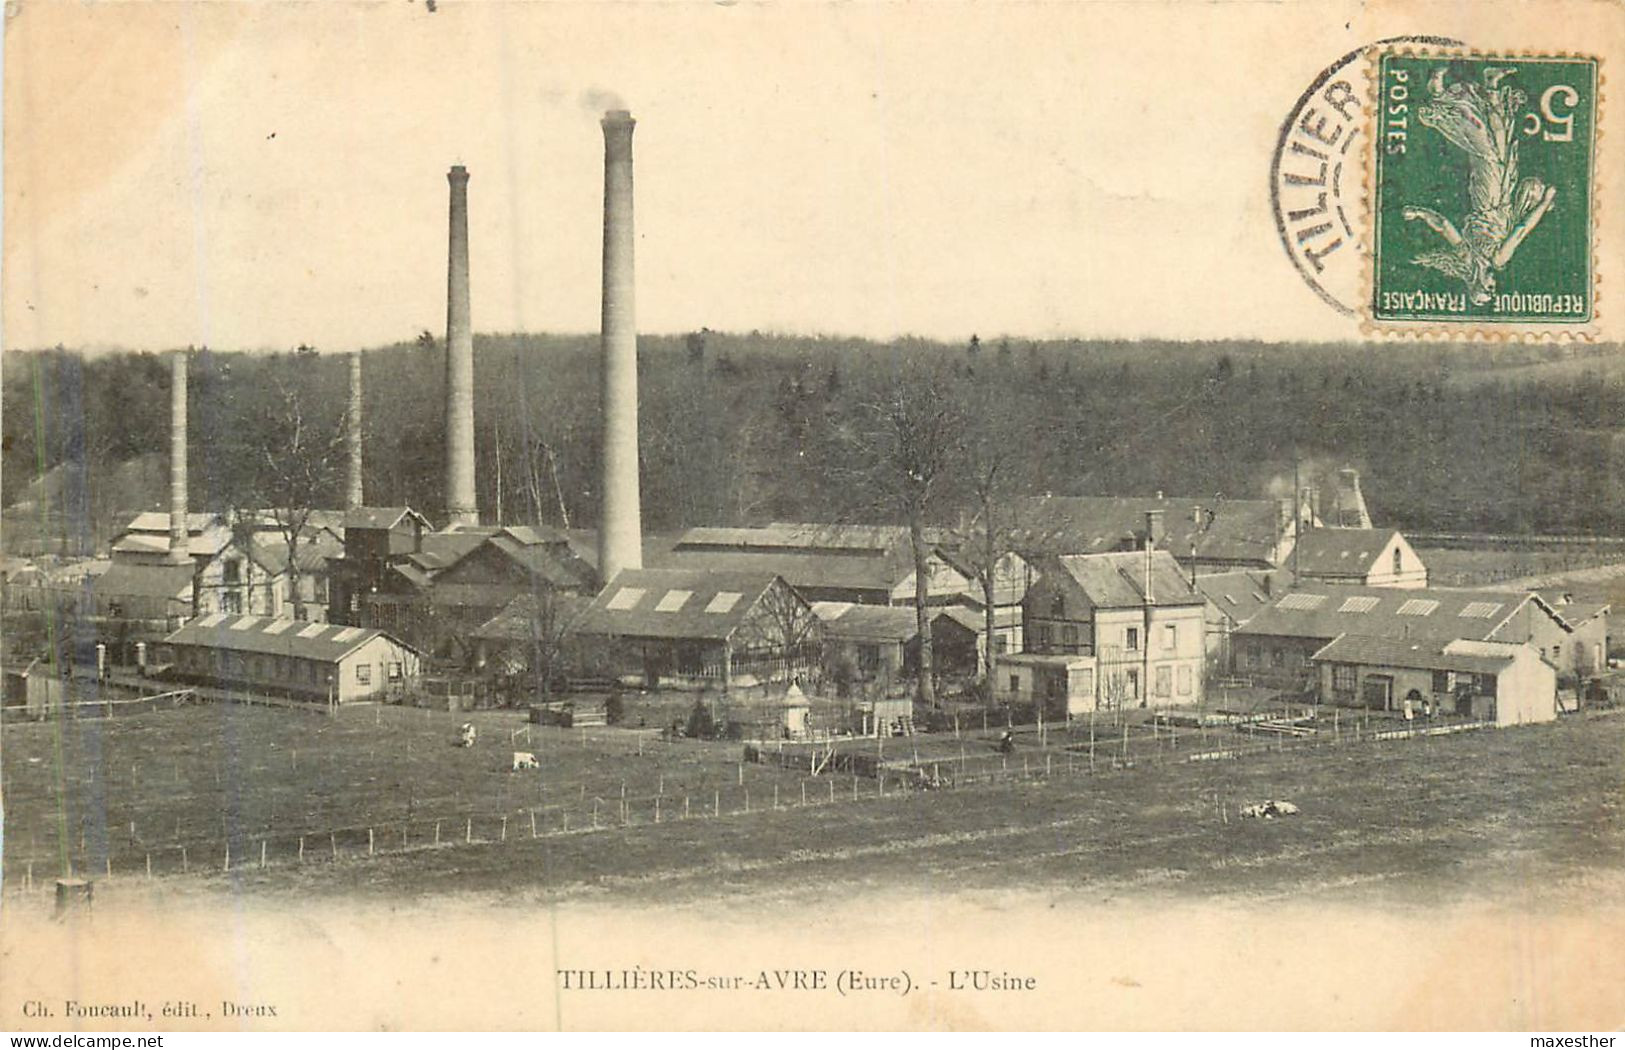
[4,0,1622,352]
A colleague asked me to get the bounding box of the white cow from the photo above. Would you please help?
[457,722,477,748]
[511,750,539,772]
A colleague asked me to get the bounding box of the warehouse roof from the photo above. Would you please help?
[1309,634,1522,675]
[1011,495,1286,566]
[574,568,793,641]
[164,615,417,662]
[1236,584,1564,643]
[1291,528,1401,576]
[92,561,194,600]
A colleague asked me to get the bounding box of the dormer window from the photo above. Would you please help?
[1049,595,1065,619]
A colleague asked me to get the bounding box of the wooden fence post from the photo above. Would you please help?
[331,833,338,860]
[261,840,268,868]
[182,846,188,873]
[299,836,305,862]
[531,810,538,838]
[369,828,376,856]
[465,818,472,844]
[146,853,152,880]
[500,817,507,842]
[435,821,442,845]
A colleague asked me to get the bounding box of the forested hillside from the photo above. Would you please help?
[5,336,1624,541]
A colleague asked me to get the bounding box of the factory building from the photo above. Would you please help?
[1011,494,1307,576]
[572,568,823,693]
[162,614,422,704]
[1232,584,1592,691]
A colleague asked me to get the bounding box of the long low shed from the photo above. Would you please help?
[163,615,422,703]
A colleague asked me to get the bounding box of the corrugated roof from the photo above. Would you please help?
[164,616,415,662]
[1036,550,1205,610]
[1310,633,1519,675]
[120,511,223,534]
[91,561,194,600]
[574,568,789,641]
[1012,495,1285,565]
[1292,528,1399,576]
[1238,584,1550,644]
[112,522,232,558]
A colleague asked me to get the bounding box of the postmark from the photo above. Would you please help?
[1369,50,1600,331]
[1272,36,1463,317]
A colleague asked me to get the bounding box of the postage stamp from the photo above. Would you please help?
[1369,51,1600,331]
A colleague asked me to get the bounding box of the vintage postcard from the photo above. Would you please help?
[2,0,1624,1034]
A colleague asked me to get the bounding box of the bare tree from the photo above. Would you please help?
[833,368,964,706]
[226,369,346,621]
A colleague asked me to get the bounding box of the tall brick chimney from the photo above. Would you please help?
[444,164,478,528]
[167,350,189,564]
[598,110,643,583]
[346,352,364,510]
[1337,467,1373,529]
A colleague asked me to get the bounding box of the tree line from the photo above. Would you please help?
[5,334,1624,545]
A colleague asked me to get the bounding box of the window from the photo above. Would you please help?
[1154,665,1171,698]
[223,560,242,584]
[1392,547,1403,575]
[1009,674,1020,694]
[1062,625,1077,649]
[1163,624,1178,652]
[1077,668,1094,697]
[1126,627,1139,652]
[223,592,242,614]
[1477,673,1497,698]
[1125,668,1140,698]
[389,662,402,681]
[1431,670,1451,693]
[1178,665,1193,695]
[1048,595,1064,618]
[355,664,372,685]
[994,637,1009,655]
[1333,664,1357,693]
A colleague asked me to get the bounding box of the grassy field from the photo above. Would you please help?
[5,699,1620,911]
[0,701,820,880]
[1417,547,1625,588]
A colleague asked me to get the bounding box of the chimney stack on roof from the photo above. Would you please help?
[444,164,478,528]
[1337,467,1373,529]
[597,109,644,584]
[167,351,189,565]
[346,352,365,511]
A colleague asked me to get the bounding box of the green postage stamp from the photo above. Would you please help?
[1371,51,1599,329]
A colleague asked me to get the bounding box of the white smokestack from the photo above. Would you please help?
[168,350,189,564]
[346,351,364,511]
[444,164,478,528]
[598,109,642,582]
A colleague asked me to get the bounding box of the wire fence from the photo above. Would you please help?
[2,711,1498,897]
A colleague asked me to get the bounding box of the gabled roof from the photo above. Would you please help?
[485,529,595,589]
[91,561,194,600]
[1193,571,1278,626]
[342,506,432,531]
[249,530,344,575]
[811,601,919,643]
[1033,550,1205,610]
[471,592,593,642]
[119,511,224,535]
[664,523,961,595]
[1309,633,1522,675]
[112,521,232,559]
[164,615,418,662]
[1011,495,1286,565]
[1541,596,1611,627]
[406,531,489,573]
[1236,584,1560,643]
[1291,528,1401,576]
[574,568,791,641]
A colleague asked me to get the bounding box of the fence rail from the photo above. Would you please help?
[3,712,1500,896]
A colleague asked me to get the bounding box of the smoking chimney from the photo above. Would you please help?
[168,350,189,564]
[1337,467,1373,529]
[598,109,643,582]
[444,164,478,528]
[346,352,365,510]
